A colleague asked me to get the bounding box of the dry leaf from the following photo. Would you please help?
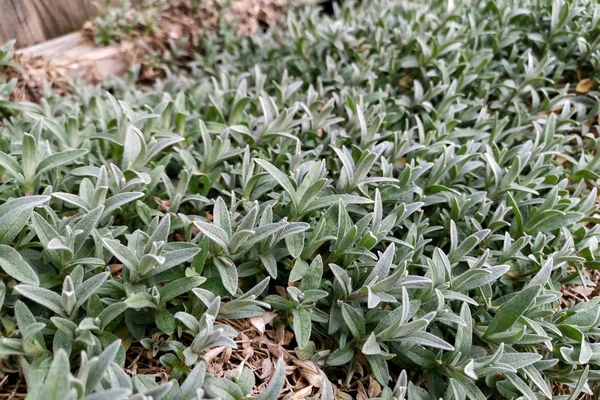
[249,312,277,334]
[153,197,171,211]
[203,346,226,362]
[288,385,313,399]
[292,359,324,387]
[275,285,288,298]
[368,376,382,397]
[337,392,354,400]
[357,382,368,400]
[576,78,594,93]
[260,358,273,379]
[395,157,406,167]
[109,264,124,274]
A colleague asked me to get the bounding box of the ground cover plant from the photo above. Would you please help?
[1,0,600,398]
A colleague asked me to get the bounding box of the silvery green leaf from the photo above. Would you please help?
[144,214,171,254]
[35,149,88,179]
[264,295,294,311]
[341,303,365,338]
[299,255,323,291]
[240,221,288,249]
[229,229,255,253]
[15,284,66,317]
[43,349,71,400]
[449,229,490,263]
[447,373,486,400]
[174,312,199,332]
[83,389,130,400]
[525,258,554,288]
[285,231,304,259]
[0,150,23,177]
[15,300,46,351]
[446,379,467,400]
[0,196,49,243]
[97,302,128,331]
[214,256,238,295]
[31,211,59,247]
[159,276,206,306]
[50,317,78,338]
[463,359,477,380]
[453,265,510,292]
[147,135,184,160]
[453,303,472,361]
[259,253,277,279]
[498,352,542,369]
[364,242,395,284]
[175,362,206,400]
[213,197,232,238]
[327,345,355,366]
[152,246,201,275]
[72,206,105,255]
[138,253,165,276]
[441,290,479,306]
[254,158,297,207]
[291,308,312,348]
[0,281,5,310]
[522,366,552,399]
[505,372,538,400]
[362,332,381,355]
[138,382,173,399]
[22,133,38,182]
[526,211,584,233]
[85,341,122,394]
[236,366,256,396]
[53,192,90,210]
[402,331,454,351]
[102,238,139,276]
[485,286,540,338]
[75,272,109,310]
[102,192,144,219]
[302,194,373,214]
[122,126,144,169]
[195,221,230,253]
[204,377,244,400]
[125,292,157,309]
[366,354,389,385]
[289,258,308,283]
[0,244,39,285]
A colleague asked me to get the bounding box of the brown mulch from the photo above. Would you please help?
[118,314,333,399]
[0,53,72,103]
[0,360,25,399]
[213,315,385,399]
[561,269,600,306]
[212,314,328,398]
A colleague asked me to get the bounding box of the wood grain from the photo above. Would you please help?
[0,0,99,48]
[18,31,130,79]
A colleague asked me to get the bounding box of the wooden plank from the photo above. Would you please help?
[0,0,99,48]
[18,32,130,80]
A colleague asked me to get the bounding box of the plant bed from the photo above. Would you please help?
[1,0,600,399]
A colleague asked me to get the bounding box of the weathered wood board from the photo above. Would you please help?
[18,31,129,79]
[0,0,99,48]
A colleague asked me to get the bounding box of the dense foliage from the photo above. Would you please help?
[2,0,600,398]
